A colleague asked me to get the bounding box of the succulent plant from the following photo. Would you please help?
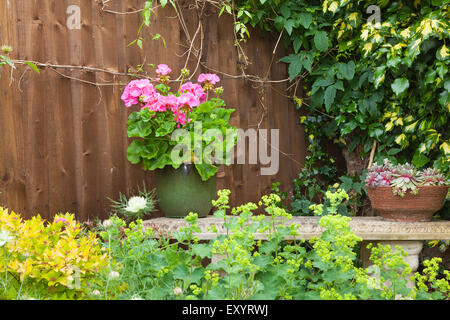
[365,159,395,188]
[390,163,420,197]
[366,159,449,197]
[417,168,448,186]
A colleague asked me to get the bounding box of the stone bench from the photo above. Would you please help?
[144,216,450,280]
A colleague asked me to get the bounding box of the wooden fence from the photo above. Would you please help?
[0,0,305,221]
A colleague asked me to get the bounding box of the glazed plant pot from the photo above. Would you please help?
[366,185,449,222]
[155,164,217,218]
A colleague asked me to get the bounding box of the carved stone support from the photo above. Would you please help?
[211,254,227,277]
[361,240,424,298]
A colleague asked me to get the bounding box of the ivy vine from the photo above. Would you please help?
[223,0,449,175]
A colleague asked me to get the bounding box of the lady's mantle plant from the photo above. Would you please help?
[96,189,449,300]
[366,158,449,197]
[121,65,238,181]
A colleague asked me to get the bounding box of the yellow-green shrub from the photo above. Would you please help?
[0,207,109,299]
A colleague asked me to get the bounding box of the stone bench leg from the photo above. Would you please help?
[211,254,227,277]
[361,240,423,295]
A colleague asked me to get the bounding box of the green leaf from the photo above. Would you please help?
[405,39,421,66]
[192,244,212,259]
[196,101,215,113]
[424,69,437,84]
[218,5,226,17]
[310,90,324,108]
[173,264,189,280]
[298,13,312,29]
[280,5,291,18]
[338,61,355,80]
[143,6,151,26]
[195,163,218,181]
[334,80,344,91]
[314,31,329,52]
[190,267,204,285]
[301,52,313,72]
[387,148,402,155]
[284,19,295,35]
[281,52,313,80]
[373,66,386,88]
[391,78,409,96]
[293,38,302,53]
[127,39,137,47]
[127,121,152,138]
[386,56,401,69]
[260,239,278,255]
[0,55,14,68]
[213,209,225,219]
[341,121,357,135]
[253,255,272,270]
[312,78,334,91]
[368,123,384,139]
[155,83,168,94]
[338,176,353,192]
[412,151,430,168]
[288,58,303,81]
[24,61,40,74]
[127,140,144,164]
[444,80,450,92]
[147,153,172,170]
[322,269,353,282]
[155,121,175,137]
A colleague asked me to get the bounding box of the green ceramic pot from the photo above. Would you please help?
[155,164,217,218]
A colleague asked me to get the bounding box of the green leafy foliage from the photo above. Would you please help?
[4,190,448,300]
[226,0,449,175]
[95,189,449,300]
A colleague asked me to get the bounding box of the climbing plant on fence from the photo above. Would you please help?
[222,0,449,176]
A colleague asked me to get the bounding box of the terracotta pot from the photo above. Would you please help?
[366,185,449,222]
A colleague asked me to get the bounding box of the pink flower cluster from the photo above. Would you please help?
[121,65,220,126]
[179,82,207,103]
[156,64,172,76]
[54,217,69,225]
[198,73,220,85]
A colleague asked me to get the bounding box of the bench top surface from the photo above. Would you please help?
[143,216,450,240]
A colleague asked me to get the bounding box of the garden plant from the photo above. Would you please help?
[123,65,238,181]
[1,189,449,300]
[0,0,448,302]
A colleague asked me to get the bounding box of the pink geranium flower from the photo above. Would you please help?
[178,92,201,109]
[179,82,206,103]
[146,94,167,112]
[165,94,180,113]
[198,73,220,85]
[174,111,188,126]
[156,64,172,76]
[121,79,154,107]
